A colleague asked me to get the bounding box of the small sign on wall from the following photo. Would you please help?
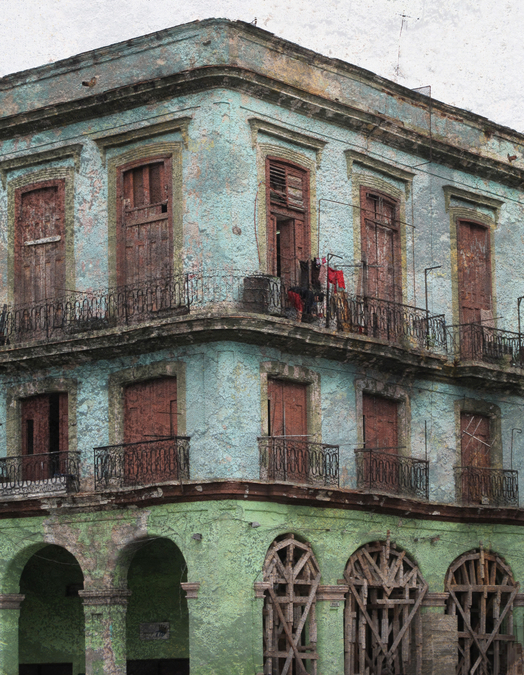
[139,622,170,640]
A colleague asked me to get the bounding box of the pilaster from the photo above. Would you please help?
[0,594,24,675]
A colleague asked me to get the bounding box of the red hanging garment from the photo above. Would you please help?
[328,268,346,289]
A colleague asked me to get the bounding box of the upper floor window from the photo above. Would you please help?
[15,180,66,305]
[266,158,310,287]
[117,156,173,287]
[360,187,401,303]
[457,219,493,325]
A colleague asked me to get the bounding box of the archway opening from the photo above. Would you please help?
[126,537,189,675]
[19,544,85,675]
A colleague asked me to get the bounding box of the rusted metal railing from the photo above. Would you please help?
[454,466,519,507]
[258,436,339,487]
[0,451,81,495]
[94,437,190,490]
[355,447,429,500]
[450,323,524,367]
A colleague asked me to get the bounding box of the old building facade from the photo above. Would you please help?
[0,17,524,675]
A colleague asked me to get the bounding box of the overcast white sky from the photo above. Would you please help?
[1,0,523,132]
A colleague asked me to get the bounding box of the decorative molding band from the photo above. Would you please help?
[316,584,349,602]
[78,589,132,606]
[345,149,415,198]
[248,118,326,167]
[93,116,192,164]
[254,582,271,598]
[0,593,25,610]
[422,592,450,608]
[0,143,82,189]
[442,184,504,220]
[180,581,201,599]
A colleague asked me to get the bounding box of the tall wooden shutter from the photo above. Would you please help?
[460,413,491,468]
[124,378,178,444]
[363,393,398,453]
[266,159,310,286]
[21,396,50,456]
[457,221,492,325]
[15,180,66,305]
[117,157,173,287]
[268,379,307,438]
[360,188,401,302]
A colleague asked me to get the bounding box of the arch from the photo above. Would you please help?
[445,548,520,675]
[124,536,189,674]
[343,535,428,675]
[261,533,320,675]
[19,544,85,674]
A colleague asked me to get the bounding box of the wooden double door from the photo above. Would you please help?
[362,393,399,491]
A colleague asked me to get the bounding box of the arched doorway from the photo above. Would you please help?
[445,549,519,675]
[344,537,428,675]
[19,544,85,675]
[126,538,189,675]
[261,533,320,674]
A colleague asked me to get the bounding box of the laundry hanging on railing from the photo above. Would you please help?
[328,267,345,289]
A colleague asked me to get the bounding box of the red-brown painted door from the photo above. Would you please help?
[457,220,492,326]
[363,394,398,452]
[21,393,68,481]
[461,413,491,468]
[266,159,310,288]
[15,180,66,306]
[268,379,308,482]
[117,158,173,287]
[123,378,177,484]
[360,188,401,302]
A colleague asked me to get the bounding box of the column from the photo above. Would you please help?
[420,592,458,675]
[79,588,131,675]
[316,584,348,675]
[0,594,24,675]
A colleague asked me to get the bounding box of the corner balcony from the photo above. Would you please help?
[94,437,190,491]
[330,294,447,353]
[451,323,524,368]
[355,447,429,500]
[258,436,340,487]
[0,451,81,498]
[454,466,519,507]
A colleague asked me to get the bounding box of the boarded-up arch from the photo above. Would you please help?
[445,548,520,675]
[344,536,428,675]
[261,534,320,674]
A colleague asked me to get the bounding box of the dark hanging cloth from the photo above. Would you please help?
[299,260,310,287]
[311,258,321,288]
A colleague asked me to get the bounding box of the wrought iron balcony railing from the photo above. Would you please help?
[355,448,429,500]
[258,436,339,487]
[454,466,519,507]
[0,451,81,495]
[450,323,524,368]
[330,294,447,353]
[94,437,190,490]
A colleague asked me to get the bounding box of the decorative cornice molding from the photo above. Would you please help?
[93,116,192,165]
[443,185,504,221]
[78,589,132,606]
[422,592,449,608]
[316,584,349,602]
[0,143,82,189]
[0,593,25,610]
[345,149,415,198]
[180,581,201,599]
[248,117,326,167]
[254,582,271,598]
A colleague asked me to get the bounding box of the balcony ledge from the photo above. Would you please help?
[0,478,522,526]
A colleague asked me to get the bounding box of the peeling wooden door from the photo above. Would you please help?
[15,180,66,306]
[21,393,68,481]
[266,159,310,288]
[123,378,178,484]
[446,549,519,675]
[360,188,401,302]
[268,379,308,483]
[460,413,491,468]
[117,157,173,287]
[262,534,320,674]
[457,220,492,326]
[363,393,398,452]
[344,536,428,675]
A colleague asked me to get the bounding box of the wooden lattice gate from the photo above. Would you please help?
[261,534,320,675]
[344,536,428,675]
[445,549,520,675]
